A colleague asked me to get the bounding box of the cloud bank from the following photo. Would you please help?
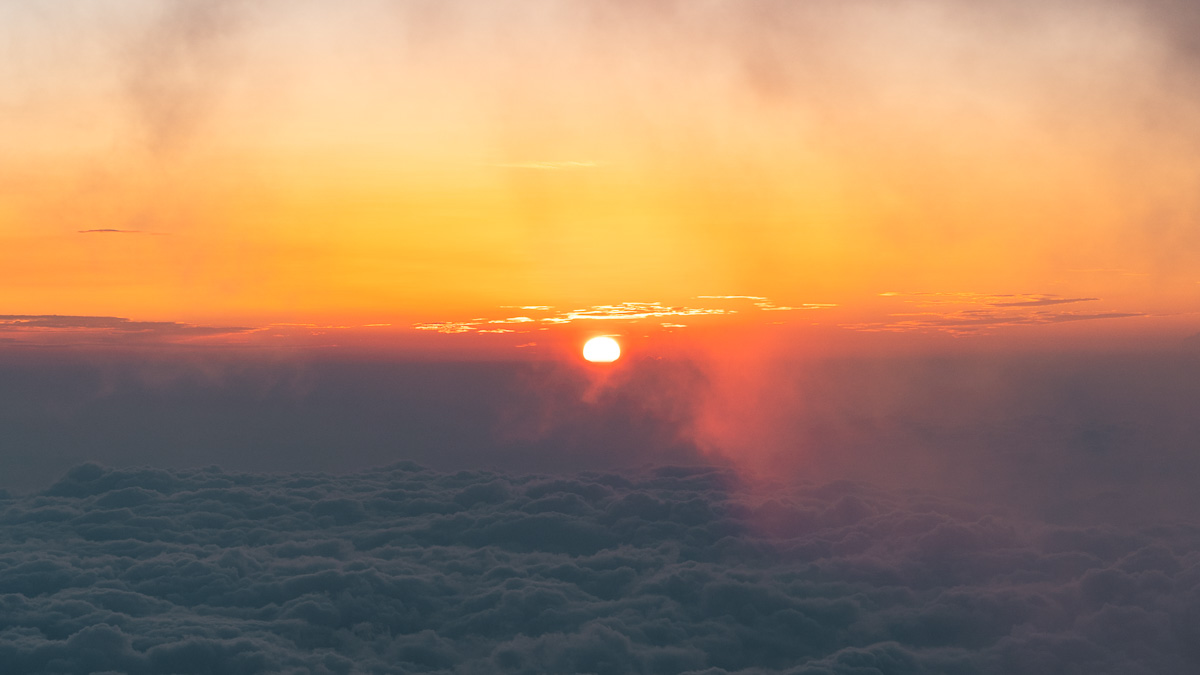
[0,316,252,345]
[1,463,1199,674]
[3,349,1200,527]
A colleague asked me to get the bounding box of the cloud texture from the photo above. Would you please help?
[2,463,1199,674]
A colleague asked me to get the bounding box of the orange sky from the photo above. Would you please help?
[3,0,1199,354]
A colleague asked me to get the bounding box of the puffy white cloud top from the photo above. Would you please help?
[1,462,1197,674]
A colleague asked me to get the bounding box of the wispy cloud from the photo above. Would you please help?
[560,302,732,322]
[754,301,837,311]
[414,321,478,334]
[987,296,1098,308]
[124,0,250,154]
[888,292,1098,307]
[0,315,252,344]
[851,292,1142,335]
[413,297,835,335]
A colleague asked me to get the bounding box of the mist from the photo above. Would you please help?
[3,344,1198,527]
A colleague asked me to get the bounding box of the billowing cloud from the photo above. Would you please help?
[0,463,1197,673]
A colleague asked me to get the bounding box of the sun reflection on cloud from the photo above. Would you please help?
[561,302,731,322]
[412,297,836,335]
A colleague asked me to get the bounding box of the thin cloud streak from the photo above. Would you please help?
[850,292,1143,335]
[988,296,1099,307]
[77,229,149,234]
[0,315,253,343]
[414,298,836,335]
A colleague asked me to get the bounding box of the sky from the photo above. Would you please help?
[3,0,1200,346]
[4,2,1200,672]
[3,0,1200,501]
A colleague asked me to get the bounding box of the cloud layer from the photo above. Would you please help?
[2,463,1198,674]
[0,316,252,344]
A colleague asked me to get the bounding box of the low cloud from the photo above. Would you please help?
[0,463,1197,673]
[881,309,1143,333]
[850,292,1142,334]
[0,315,253,344]
[4,350,1199,526]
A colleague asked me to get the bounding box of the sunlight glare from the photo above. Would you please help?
[583,336,621,363]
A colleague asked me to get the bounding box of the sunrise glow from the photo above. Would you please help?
[1,1,1196,354]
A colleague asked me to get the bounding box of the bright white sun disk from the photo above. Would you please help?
[583,336,621,362]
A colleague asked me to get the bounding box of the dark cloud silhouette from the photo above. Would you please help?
[0,315,252,342]
[76,229,147,234]
[898,309,1143,331]
[987,296,1097,307]
[0,463,1198,674]
[850,309,1144,334]
[1041,311,1144,323]
[848,293,1144,334]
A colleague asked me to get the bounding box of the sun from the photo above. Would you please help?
[583,336,621,363]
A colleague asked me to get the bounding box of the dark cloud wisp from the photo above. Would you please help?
[76,229,148,234]
[0,315,252,343]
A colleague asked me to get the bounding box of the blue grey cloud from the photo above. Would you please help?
[1,463,1198,673]
[0,315,252,341]
[4,350,1200,528]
